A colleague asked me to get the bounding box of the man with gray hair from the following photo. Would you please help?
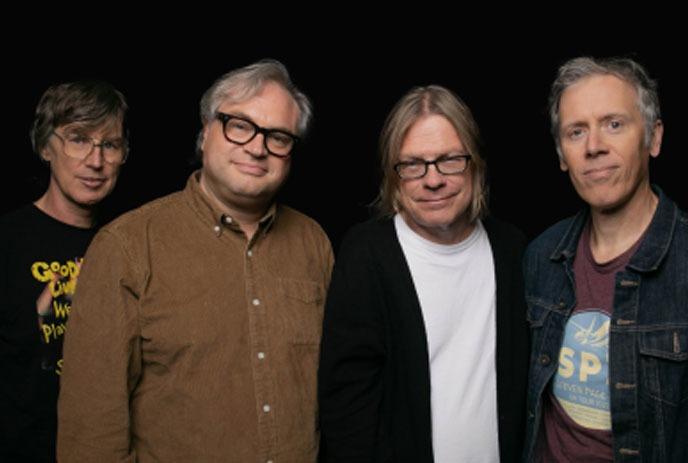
[57,59,333,462]
[523,57,688,461]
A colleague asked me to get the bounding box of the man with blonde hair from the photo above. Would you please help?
[319,85,529,462]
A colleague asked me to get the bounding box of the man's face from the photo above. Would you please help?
[558,74,662,213]
[199,82,299,213]
[396,114,474,244]
[41,119,124,211]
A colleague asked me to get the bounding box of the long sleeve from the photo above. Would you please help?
[318,227,388,463]
[57,229,142,463]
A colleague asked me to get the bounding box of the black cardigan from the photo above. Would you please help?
[318,216,529,462]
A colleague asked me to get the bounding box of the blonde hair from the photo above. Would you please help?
[376,85,487,222]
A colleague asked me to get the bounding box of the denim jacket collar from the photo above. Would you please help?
[549,208,588,263]
[548,185,677,272]
[628,186,678,273]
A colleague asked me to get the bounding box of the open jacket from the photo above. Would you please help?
[523,187,688,462]
[319,216,529,462]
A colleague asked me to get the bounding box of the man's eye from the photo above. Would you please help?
[270,133,292,146]
[567,128,584,140]
[229,120,253,131]
[103,141,121,150]
[69,135,90,144]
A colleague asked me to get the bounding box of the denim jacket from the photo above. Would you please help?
[523,187,688,462]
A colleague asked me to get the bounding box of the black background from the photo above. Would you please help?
[4,32,685,251]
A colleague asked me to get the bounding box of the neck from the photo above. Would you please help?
[34,192,95,229]
[199,177,269,240]
[588,183,657,263]
[401,211,476,245]
[228,208,264,240]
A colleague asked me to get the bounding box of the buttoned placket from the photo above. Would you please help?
[609,271,642,461]
[243,217,279,458]
[215,212,278,458]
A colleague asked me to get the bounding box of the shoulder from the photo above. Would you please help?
[0,204,36,257]
[100,191,185,237]
[677,207,688,232]
[340,216,394,250]
[0,203,39,228]
[275,205,333,254]
[1,204,95,244]
[86,191,186,259]
[327,217,398,273]
[525,215,577,263]
[482,216,527,248]
[277,205,328,237]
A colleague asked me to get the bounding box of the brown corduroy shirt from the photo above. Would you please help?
[57,171,334,463]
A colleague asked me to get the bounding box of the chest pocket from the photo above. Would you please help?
[527,300,549,329]
[278,277,324,344]
[526,296,568,328]
[639,327,688,406]
[526,296,573,372]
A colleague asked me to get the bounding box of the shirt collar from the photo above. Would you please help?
[183,170,278,238]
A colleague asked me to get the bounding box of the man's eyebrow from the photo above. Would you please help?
[228,111,295,133]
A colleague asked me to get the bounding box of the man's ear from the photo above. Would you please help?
[649,120,663,158]
[200,125,210,153]
[40,146,51,163]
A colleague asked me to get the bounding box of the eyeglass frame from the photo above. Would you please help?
[51,131,128,165]
[215,112,300,158]
[393,153,472,179]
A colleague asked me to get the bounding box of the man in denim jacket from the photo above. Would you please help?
[523,56,688,462]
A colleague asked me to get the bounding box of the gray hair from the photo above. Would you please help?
[196,59,312,155]
[549,56,661,159]
[375,85,488,222]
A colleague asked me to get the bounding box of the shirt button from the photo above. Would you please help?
[223,215,233,224]
[252,298,260,306]
[263,404,271,413]
[213,225,220,233]
[257,352,265,360]
[539,354,551,366]
[247,250,253,257]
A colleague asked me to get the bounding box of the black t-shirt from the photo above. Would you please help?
[0,204,96,462]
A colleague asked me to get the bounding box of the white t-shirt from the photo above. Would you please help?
[395,215,499,463]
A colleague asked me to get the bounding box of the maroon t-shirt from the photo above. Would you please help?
[537,222,642,462]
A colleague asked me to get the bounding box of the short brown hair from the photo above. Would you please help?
[30,80,128,156]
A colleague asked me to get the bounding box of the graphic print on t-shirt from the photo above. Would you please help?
[553,310,611,430]
[32,257,83,375]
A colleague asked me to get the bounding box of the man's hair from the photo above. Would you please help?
[549,56,661,159]
[31,81,128,156]
[375,85,488,222]
[196,59,312,156]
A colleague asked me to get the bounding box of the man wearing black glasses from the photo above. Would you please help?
[0,81,128,462]
[318,85,529,462]
[57,60,333,462]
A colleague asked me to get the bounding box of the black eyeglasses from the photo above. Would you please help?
[394,154,472,179]
[215,112,300,158]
